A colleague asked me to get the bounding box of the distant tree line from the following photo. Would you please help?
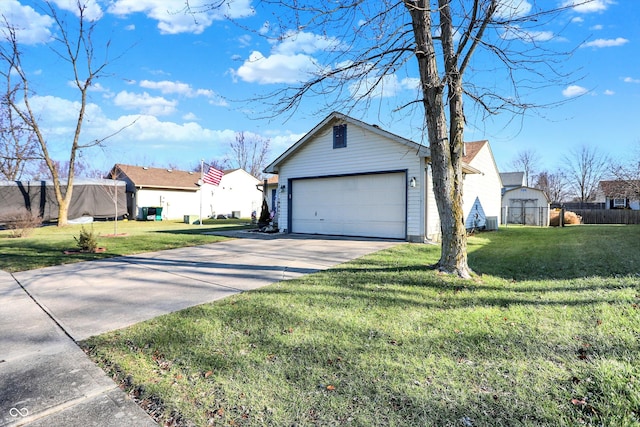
[509,143,640,204]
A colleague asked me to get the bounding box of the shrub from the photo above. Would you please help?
[3,208,42,238]
[74,225,99,252]
[549,209,582,226]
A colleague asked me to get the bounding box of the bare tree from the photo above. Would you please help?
[0,2,126,226]
[534,170,569,204]
[609,140,640,196]
[562,145,610,203]
[226,0,587,277]
[229,132,270,179]
[0,92,38,180]
[510,149,540,187]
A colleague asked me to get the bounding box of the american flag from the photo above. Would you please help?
[203,166,224,186]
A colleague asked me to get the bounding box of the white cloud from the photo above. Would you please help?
[589,24,603,30]
[0,0,54,45]
[108,0,254,35]
[571,16,584,23]
[113,91,177,116]
[562,0,614,13]
[495,0,532,19]
[234,31,344,85]
[623,77,640,84]
[581,37,629,48]
[562,85,588,97]
[603,89,615,95]
[272,31,342,56]
[349,74,419,99]
[51,0,103,21]
[235,51,320,84]
[502,26,556,42]
[139,80,227,106]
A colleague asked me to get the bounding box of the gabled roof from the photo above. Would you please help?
[264,112,429,174]
[599,180,640,197]
[112,164,200,191]
[264,112,487,175]
[503,185,550,203]
[500,172,526,188]
[462,140,487,164]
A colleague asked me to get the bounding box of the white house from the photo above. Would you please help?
[502,186,550,226]
[263,112,502,241]
[598,180,640,210]
[208,168,263,219]
[110,164,263,220]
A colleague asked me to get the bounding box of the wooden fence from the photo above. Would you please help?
[572,209,640,225]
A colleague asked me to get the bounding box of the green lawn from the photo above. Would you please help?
[81,225,640,427]
[0,219,253,272]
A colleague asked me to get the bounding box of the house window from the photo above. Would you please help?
[613,198,626,208]
[333,124,347,149]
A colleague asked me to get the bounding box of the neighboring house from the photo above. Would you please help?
[263,112,502,241]
[208,168,263,219]
[598,180,640,210]
[500,172,526,194]
[502,186,550,226]
[110,164,263,220]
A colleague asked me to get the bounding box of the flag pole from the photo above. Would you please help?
[200,159,204,226]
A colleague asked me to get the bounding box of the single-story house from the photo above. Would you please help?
[502,186,550,226]
[598,180,640,210]
[263,112,502,241]
[109,164,263,220]
[0,179,127,222]
[208,168,263,219]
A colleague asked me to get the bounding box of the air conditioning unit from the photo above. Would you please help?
[485,216,498,231]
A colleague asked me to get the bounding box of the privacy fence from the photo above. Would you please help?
[572,209,640,225]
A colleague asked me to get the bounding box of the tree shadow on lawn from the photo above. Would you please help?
[89,294,639,426]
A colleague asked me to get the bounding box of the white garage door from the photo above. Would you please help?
[291,172,406,239]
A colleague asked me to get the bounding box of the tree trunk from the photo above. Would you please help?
[406,0,472,278]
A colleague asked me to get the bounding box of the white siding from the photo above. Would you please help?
[136,189,199,220]
[463,144,503,227]
[205,170,262,218]
[502,187,550,226]
[276,123,425,240]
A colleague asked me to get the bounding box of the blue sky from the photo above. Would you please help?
[1,0,638,175]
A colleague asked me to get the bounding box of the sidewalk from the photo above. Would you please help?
[0,271,156,427]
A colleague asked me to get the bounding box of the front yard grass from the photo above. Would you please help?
[82,225,640,426]
[0,219,253,272]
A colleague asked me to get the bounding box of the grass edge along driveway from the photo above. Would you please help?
[83,225,640,427]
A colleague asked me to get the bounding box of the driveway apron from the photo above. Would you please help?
[2,234,399,426]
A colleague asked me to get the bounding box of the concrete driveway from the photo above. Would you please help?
[1,233,400,426]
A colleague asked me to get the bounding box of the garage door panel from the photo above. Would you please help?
[291,173,406,239]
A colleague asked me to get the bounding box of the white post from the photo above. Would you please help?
[199,159,204,226]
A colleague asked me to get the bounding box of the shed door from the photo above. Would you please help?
[291,173,406,239]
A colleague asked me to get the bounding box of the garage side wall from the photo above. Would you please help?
[276,123,425,240]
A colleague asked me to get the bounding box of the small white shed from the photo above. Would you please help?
[502,186,550,226]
